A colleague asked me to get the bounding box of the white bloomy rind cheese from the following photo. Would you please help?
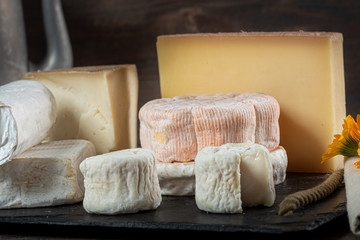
[270,146,288,185]
[220,143,275,207]
[22,65,139,154]
[195,146,242,213]
[195,143,275,213]
[0,80,56,165]
[139,92,280,163]
[80,148,162,215]
[157,32,346,173]
[157,145,287,196]
[0,140,96,209]
[157,161,195,196]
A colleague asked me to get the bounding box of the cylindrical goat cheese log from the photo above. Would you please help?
[80,148,162,215]
[195,142,275,213]
[139,92,280,163]
[0,80,56,165]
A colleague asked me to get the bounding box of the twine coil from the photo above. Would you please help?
[278,168,344,216]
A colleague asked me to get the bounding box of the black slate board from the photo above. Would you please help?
[0,173,346,234]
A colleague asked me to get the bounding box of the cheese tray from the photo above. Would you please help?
[0,172,346,235]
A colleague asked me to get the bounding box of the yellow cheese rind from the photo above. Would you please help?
[156,32,346,173]
[22,65,139,154]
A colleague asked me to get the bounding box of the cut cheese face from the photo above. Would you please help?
[195,142,275,213]
[220,143,275,207]
[22,65,139,154]
[80,148,162,215]
[0,140,96,208]
[0,80,56,165]
[156,32,346,173]
[139,93,279,163]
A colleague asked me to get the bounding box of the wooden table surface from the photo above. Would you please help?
[16,0,360,238]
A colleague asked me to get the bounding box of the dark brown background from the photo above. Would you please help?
[22,0,360,116]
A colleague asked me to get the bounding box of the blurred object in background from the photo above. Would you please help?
[0,0,72,86]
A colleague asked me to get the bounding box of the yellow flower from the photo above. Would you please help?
[321,114,360,168]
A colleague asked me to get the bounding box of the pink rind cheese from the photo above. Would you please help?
[139,92,280,163]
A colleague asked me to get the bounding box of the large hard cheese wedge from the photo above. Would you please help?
[157,32,346,173]
[0,140,96,208]
[22,65,138,154]
[139,92,280,163]
[0,80,56,165]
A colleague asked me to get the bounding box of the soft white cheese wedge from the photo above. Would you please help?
[0,80,56,165]
[0,139,96,209]
[195,143,275,213]
[80,148,162,215]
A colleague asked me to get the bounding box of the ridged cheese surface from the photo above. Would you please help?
[139,93,280,162]
[80,148,162,215]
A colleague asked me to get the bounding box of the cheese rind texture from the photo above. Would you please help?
[0,80,56,165]
[195,142,275,213]
[139,93,279,163]
[0,140,96,209]
[157,145,286,196]
[270,146,288,185]
[230,92,280,151]
[80,148,162,215]
[22,65,139,154]
[157,32,346,173]
[157,161,195,196]
[195,146,242,213]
